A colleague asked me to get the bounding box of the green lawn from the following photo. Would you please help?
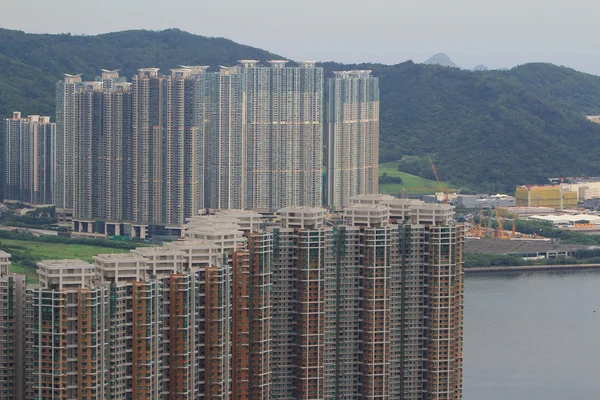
[379,161,451,195]
[0,239,129,284]
[7,263,38,282]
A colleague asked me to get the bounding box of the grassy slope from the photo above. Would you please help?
[8,263,38,282]
[1,239,129,283]
[378,161,450,195]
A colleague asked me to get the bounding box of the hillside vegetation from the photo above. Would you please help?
[323,61,600,192]
[0,28,279,118]
[3,28,600,193]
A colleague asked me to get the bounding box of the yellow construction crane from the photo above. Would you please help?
[428,158,449,204]
[495,209,503,238]
[477,205,485,236]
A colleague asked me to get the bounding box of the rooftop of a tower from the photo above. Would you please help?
[297,60,317,67]
[92,252,147,262]
[166,239,222,250]
[132,246,186,256]
[180,65,210,73]
[333,70,373,77]
[238,60,260,65]
[37,258,93,269]
[219,65,240,74]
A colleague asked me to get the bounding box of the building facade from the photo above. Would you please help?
[515,184,578,209]
[3,112,56,204]
[327,71,380,208]
[0,251,26,400]
[204,66,245,210]
[55,61,325,239]
[243,61,324,210]
[1,196,463,399]
[55,74,84,212]
[72,72,133,235]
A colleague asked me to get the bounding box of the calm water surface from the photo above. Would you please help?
[464,270,600,400]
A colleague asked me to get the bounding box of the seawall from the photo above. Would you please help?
[465,263,600,273]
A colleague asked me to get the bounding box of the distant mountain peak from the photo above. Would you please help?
[423,53,458,68]
[472,64,489,71]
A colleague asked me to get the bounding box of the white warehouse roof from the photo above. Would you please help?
[528,214,600,225]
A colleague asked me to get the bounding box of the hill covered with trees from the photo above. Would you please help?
[0,28,279,118]
[2,28,600,193]
[323,60,600,192]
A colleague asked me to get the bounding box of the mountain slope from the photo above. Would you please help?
[504,63,600,115]
[0,28,280,118]
[2,29,600,193]
[322,61,600,192]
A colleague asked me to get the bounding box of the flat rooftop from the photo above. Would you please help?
[528,214,600,224]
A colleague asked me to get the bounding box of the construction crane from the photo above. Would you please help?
[495,209,511,239]
[428,158,450,204]
[477,205,485,236]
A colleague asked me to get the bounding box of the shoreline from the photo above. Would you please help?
[464,263,600,273]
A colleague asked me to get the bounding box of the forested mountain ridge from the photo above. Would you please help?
[322,60,600,192]
[2,28,600,193]
[0,28,280,118]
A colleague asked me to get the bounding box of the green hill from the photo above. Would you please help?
[3,28,600,193]
[323,61,600,192]
[0,28,280,118]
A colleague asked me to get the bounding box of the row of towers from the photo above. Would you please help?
[48,61,379,237]
[0,195,463,400]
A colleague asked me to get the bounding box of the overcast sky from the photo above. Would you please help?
[2,0,599,74]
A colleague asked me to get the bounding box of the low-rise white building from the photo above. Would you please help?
[527,213,600,229]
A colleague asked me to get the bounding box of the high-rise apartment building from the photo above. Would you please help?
[131,67,163,227]
[179,66,209,221]
[204,66,245,210]
[356,195,464,400]
[267,198,463,400]
[55,74,83,213]
[243,60,324,210]
[327,71,380,208]
[0,251,26,400]
[0,195,462,399]
[3,112,56,204]
[68,67,206,236]
[71,72,133,235]
[22,240,233,400]
[98,74,133,225]
[55,61,325,239]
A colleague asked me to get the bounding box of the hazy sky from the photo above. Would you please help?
[2,0,600,74]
